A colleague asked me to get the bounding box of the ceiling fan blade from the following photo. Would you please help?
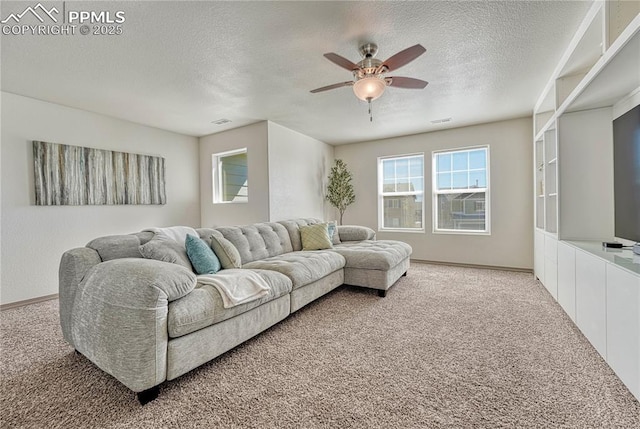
[310,81,354,93]
[387,76,429,89]
[381,44,426,72]
[323,53,360,71]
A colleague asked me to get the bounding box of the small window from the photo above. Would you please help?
[378,153,424,231]
[212,149,248,203]
[433,146,490,234]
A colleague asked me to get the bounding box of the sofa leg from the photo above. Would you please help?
[378,289,387,298]
[137,386,160,405]
[402,271,407,277]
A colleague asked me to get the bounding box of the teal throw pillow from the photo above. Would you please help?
[327,220,341,245]
[185,234,221,275]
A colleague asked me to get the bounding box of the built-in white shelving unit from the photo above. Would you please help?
[532,0,640,402]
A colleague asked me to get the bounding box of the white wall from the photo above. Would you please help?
[335,117,533,270]
[267,122,334,222]
[200,122,270,227]
[0,92,200,305]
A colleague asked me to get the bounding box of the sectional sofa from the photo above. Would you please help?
[59,218,412,403]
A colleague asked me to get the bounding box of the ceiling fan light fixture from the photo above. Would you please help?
[352,76,386,101]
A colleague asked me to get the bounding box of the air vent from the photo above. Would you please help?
[211,118,232,125]
[431,117,452,124]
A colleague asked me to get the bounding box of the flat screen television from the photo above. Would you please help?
[613,103,640,245]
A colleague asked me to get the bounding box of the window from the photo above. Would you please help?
[433,146,489,233]
[378,154,424,231]
[212,149,248,203]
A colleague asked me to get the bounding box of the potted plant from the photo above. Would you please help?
[326,159,355,225]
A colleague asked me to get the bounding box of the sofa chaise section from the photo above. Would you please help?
[279,219,412,297]
[332,240,412,297]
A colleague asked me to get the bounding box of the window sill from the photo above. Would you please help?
[432,229,491,236]
[378,228,425,234]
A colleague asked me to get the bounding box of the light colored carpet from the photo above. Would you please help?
[1,263,638,428]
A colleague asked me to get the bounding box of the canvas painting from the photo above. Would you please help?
[33,141,166,205]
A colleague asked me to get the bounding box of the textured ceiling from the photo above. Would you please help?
[0,1,593,144]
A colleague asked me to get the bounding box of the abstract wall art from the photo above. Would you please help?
[33,141,166,205]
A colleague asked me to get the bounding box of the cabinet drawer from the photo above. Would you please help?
[606,264,640,399]
[545,235,558,262]
[575,250,607,359]
[534,230,545,283]
[544,258,558,299]
[557,242,576,321]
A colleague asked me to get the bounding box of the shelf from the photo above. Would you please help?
[535,110,555,136]
[533,4,640,139]
[557,4,604,77]
[563,14,640,114]
[608,0,640,48]
[534,4,639,243]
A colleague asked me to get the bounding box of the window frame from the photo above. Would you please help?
[432,145,491,235]
[212,148,248,204]
[377,152,425,233]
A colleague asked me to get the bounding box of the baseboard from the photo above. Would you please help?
[410,259,533,273]
[0,293,59,311]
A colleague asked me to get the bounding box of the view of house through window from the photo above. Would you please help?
[433,146,489,233]
[379,154,424,230]
[213,149,248,203]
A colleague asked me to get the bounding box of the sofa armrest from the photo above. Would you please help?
[337,225,376,242]
[59,247,102,345]
[71,258,196,392]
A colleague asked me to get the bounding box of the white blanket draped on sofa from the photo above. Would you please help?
[197,269,271,308]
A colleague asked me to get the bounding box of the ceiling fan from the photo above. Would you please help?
[310,42,429,121]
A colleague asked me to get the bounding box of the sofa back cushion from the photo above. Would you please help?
[215,222,293,264]
[278,218,322,251]
[86,232,154,261]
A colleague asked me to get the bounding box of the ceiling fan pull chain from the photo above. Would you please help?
[368,99,373,122]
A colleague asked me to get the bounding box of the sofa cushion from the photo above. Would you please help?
[278,218,322,251]
[167,269,292,338]
[185,234,221,275]
[300,223,332,250]
[139,235,194,271]
[331,240,412,270]
[209,230,242,269]
[336,225,376,242]
[86,235,142,261]
[243,251,345,289]
[216,223,293,264]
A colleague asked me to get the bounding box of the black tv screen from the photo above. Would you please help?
[613,103,640,243]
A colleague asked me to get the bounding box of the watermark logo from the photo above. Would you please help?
[1,2,126,36]
[1,3,59,24]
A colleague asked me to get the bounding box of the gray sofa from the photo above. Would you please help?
[59,218,411,403]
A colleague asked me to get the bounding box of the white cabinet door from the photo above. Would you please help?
[544,235,558,299]
[575,250,607,359]
[606,264,640,399]
[534,230,545,284]
[557,242,576,321]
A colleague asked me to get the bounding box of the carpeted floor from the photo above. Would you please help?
[1,262,638,428]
